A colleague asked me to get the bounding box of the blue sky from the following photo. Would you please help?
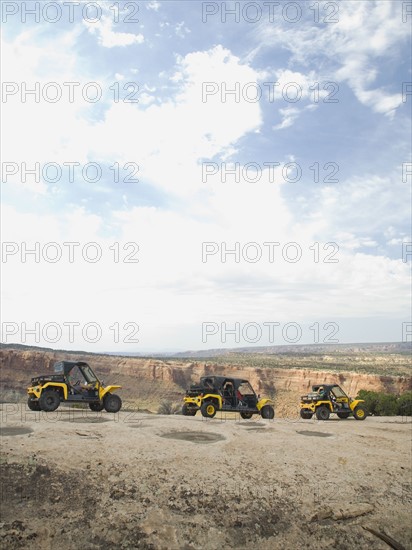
[1,1,411,352]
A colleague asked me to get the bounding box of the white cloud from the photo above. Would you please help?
[256,1,408,117]
[254,68,325,129]
[2,171,409,350]
[175,22,191,38]
[146,1,161,11]
[84,15,144,48]
[273,107,300,130]
[332,233,378,251]
[349,87,403,118]
[312,173,410,240]
[77,45,263,198]
[2,39,262,199]
[1,29,96,189]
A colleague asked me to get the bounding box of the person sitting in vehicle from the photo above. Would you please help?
[203,378,214,391]
[330,391,342,409]
[236,389,247,407]
[68,368,82,393]
[68,367,90,395]
[223,382,235,406]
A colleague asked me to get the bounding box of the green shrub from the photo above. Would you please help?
[356,389,412,416]
[397,391,412,416]
[357,390,379,415]
[375,393,398,416]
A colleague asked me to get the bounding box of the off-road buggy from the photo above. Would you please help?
[300,384,367,420]
[27,360,122,413]
[182,376,275,419]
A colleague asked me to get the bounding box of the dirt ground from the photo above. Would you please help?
[0,404,411,550]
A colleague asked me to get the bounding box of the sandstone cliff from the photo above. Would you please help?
[1,347,410,410]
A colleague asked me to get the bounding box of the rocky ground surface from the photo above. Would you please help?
[0,404,411,549]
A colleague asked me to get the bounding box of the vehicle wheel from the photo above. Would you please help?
[300,409,313,419]
[240,411,253,420]
[353,406,367,421]
[261,405,275,419]
[104,393,122,413]
[27,398,41,411]
[89,402,104,412]
[315,406,330,420]
[182,404,197,416]
[39,390,60,412]
[200,401,217,418]
[337,411,350,419]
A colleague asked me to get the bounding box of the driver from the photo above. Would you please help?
[68,368,80,386]
[330,392,342,409]
[68,367,88,393]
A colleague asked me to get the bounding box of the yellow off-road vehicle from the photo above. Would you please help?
[182,376,275,419]
[27,360,122,413]
[300,384,367,420]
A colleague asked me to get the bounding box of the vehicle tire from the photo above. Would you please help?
[104,393,122,413]
[261,405,275,419]
[200,401,217,418]
[240,411,253,420]
[182,404,197,416]
[337,411,350,419]
[39,390,60,412]
[315,406,330,421]
[27,398,41,411]
[89,401,104,412]
[353,406,367,421]
[300,409,313,419]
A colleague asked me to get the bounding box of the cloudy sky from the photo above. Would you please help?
[1,0,411,352]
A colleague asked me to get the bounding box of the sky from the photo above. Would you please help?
[1,0,411,353]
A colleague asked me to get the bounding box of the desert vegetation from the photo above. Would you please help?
[192,352,412,377]
[357,390,412,416]
[157,400,182,415]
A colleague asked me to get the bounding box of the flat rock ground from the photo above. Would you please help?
[0,405,411,550]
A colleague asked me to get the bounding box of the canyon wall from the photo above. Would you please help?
[1,349,411,407]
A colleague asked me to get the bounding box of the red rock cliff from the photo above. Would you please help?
[1,349,410,402]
